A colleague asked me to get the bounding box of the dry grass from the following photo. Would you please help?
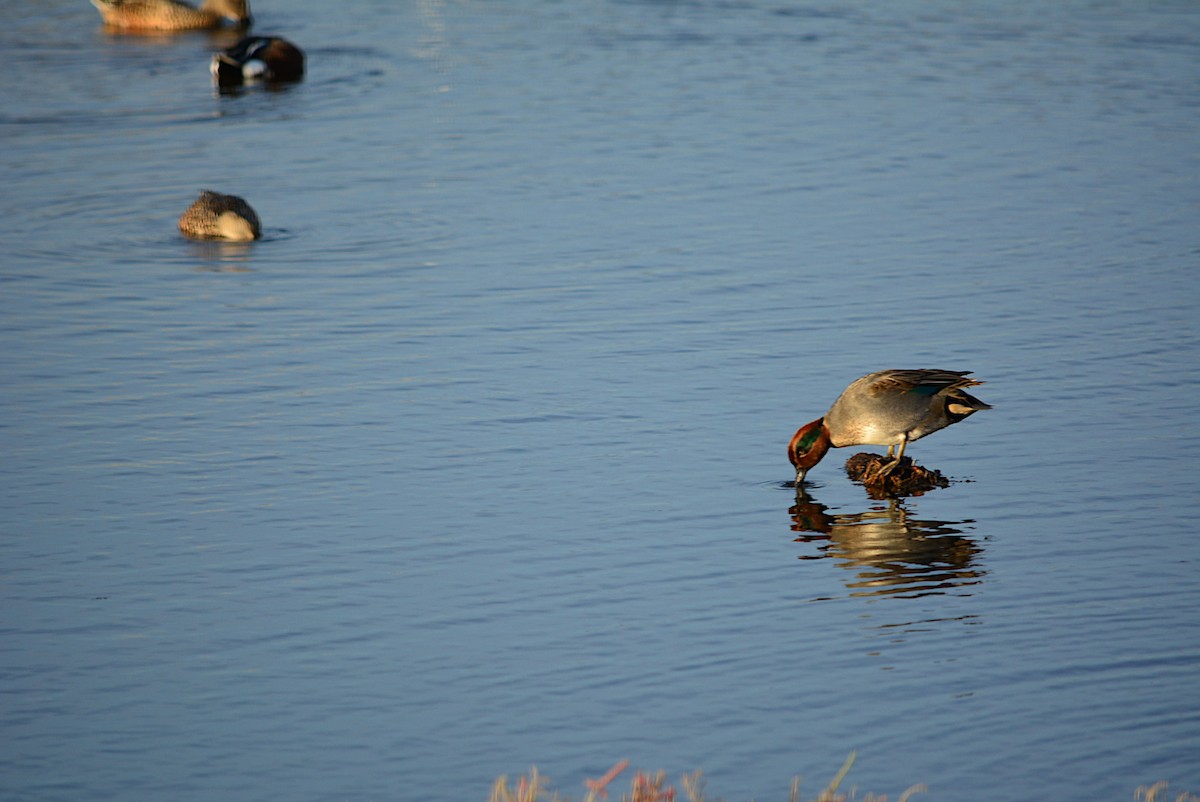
[490,752,927,802]
[1135,781,1200,802]
[491,755,1197,802]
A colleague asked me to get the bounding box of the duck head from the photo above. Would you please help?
[788,418,832,484]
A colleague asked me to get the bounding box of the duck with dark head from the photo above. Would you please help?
[211,36,305,86]
[788,369,991,485]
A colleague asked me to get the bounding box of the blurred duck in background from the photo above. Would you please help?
[211,36,305,86]
[178,191,262,241]
[90,0,252,32]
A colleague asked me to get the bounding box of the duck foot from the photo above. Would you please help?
[844,452,950,498]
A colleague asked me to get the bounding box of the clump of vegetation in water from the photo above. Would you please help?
[844,452,949,498]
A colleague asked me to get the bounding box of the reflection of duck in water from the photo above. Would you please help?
[789,369,991,485]
[90,0,251,32]
[790,488,983,598]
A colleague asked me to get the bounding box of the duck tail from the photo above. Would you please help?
[945,389,992,421]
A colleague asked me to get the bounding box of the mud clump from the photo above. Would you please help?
[845,452,950,498]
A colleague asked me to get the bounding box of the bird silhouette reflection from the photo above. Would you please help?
[789,487,984,599]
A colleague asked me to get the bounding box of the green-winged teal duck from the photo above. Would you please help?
[178,190,261,241]
[211,36,305,85]
[789,369,991,484]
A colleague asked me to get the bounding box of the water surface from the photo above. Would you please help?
[2,1,1199,800]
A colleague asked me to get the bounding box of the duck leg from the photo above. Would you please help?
[879,436,908,477]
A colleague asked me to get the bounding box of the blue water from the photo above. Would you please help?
[2,1,1199,800]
